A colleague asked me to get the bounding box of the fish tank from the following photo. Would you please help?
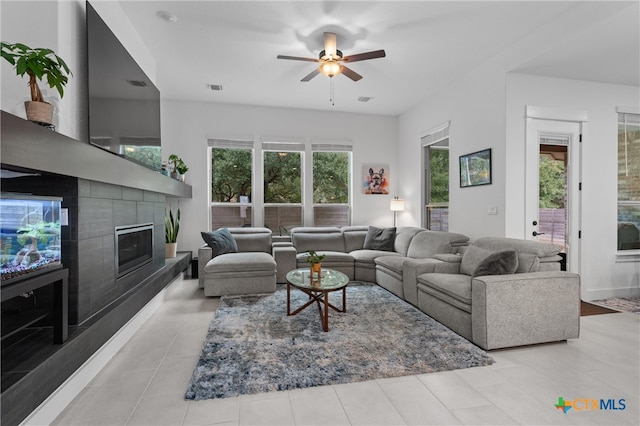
[0,194,63,285]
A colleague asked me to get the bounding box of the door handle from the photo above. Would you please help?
[532,231,545,237]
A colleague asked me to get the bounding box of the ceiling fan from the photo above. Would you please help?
[277,32,386,82]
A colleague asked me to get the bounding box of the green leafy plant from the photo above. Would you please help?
[175,160,189,174]
[305,250,325,265]
[165,208,180,243]
[168,154,188,175]
[1,42,72,102]
[16,221,60,247]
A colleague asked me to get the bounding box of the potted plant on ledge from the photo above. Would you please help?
[165,207,180,258]
[1,41,72,126]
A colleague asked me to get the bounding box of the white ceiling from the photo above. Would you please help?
[117,1,640,116]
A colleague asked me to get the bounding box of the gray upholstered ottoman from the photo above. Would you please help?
[203,252,276,297]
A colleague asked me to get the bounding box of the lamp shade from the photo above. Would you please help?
[390,197,405,212]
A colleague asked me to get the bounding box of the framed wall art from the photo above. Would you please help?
[459,149,492,188]
[362,164,389,194]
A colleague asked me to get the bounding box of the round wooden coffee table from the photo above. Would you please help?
[286,268,349,332]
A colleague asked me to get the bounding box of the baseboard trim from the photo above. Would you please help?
[20,276,178,426]
[585,286,640,301]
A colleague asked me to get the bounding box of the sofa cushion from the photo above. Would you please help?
[473,250,518,277]
[296,251,354,265]
[473,236,560,257]
[342,226,369,252]
[393,227,425,256]
[516,252,540,273]
[406,230,470,259]
[226,227,272,253]
[417,273,472,311]
[201,228,238,257]
[363,226,396,251]
[291,227,345,252]
[352,249,402,264]
[460,245,494,276]
[375,255,406,275]
[205,252,275,273]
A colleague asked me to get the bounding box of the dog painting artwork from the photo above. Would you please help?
[363,165,389,194]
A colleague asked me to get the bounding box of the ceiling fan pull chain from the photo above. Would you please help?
[330,78,335,106]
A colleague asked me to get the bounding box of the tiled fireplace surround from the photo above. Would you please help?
[2,175,167,326]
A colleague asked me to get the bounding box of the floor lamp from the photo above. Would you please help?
[390,196,405,227]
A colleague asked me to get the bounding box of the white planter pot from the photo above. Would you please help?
[165,242,177,258]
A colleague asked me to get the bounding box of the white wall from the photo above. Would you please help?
[397,65,507,238]
[161,100,398,255]
[505,73,640,299]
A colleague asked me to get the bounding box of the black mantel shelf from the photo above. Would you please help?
[1,111,192,198]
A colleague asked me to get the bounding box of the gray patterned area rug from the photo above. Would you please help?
[591,296,640,314]
[185,283,494,400]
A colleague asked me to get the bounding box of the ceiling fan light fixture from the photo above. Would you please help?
[319,61,343,78]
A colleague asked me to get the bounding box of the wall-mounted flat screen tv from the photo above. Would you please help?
[86,2,161,171]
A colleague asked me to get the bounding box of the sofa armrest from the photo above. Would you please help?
[471,271,580,350]
[402,258,456,306]
[198,245,213,289]
[273,243,297,284]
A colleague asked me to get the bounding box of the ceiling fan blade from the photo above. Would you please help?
[341,65,363,82]
[343,49,386,63]
[301,69,320,82]
[277,55,319,62]
[323,32,338,57]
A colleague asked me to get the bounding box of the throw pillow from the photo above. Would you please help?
[363,226,396,251]
[460,245,494,276]
[516,252,540,273]
[473,250,519,277]
[201,228,238,258]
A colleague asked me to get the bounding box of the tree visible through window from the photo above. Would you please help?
[211,148,252,202]
[313,151,351,226]
[618,112,640,250]
[210,145,253,228]
[425,141,449,231]
[263,151,301,203]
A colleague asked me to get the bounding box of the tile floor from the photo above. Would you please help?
[53,275,640,425]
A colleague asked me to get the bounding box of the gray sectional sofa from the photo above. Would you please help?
[199,225,580,350]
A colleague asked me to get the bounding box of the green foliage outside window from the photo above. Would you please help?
[211,148,252,202]
[313,152,350,204]
[263,151,302,203]
[429,148,449,203]
[539,155,566,208]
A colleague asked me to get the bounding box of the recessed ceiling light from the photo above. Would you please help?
[207,84,224,91]
[358,96,374,102]
[156,10,177,23]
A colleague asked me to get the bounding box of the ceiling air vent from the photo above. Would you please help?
[127,80,147,87]
[357,96,373,102]
[207,84,224,91]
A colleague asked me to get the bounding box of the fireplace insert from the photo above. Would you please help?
[115,223,153,279]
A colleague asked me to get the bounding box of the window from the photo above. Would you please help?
[618,112,640,250]
[422,125,450,231]
[210,140,253,229]
[263,142,304,234]
[312,144,352,226]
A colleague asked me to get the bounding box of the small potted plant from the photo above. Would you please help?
[175,159,189,182]
[306,250,325,282]
[165,207,180,258]
[1,41,72,126]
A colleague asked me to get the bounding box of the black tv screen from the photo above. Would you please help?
[86,2,161,171]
